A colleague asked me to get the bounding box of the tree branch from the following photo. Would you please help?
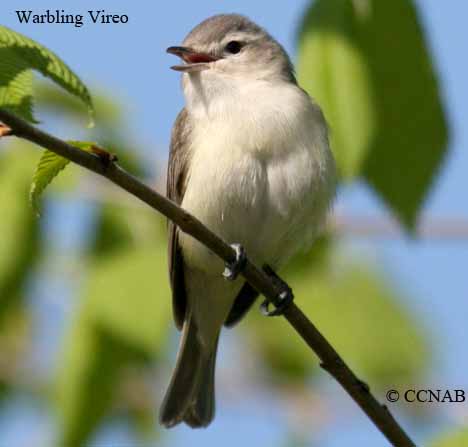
[333,214,468,240]
[0,108,417,447]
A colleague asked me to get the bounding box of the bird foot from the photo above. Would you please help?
[223,243,247,281]
[260,265,294,317]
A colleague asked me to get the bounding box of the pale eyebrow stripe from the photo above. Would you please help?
[220,32,262,43]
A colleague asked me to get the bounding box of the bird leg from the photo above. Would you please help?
[260,265,294,317]
[223,243,247,281]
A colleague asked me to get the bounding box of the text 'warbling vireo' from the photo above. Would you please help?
[161,14,336,428]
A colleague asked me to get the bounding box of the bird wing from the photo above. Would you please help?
[167,108,191,329]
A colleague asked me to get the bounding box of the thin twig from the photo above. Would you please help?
[0,108,417,447]
[27,175,468,241]
[333,214,468,240]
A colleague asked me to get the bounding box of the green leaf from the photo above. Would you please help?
[246,248,429,386]
[29,141,96,214]
[359,0,448,230]
[34,80,147,176]
[0,25,93,124]
[90,203,143,259]
[297,0,376,180]
[57,209,171,446]
[0,308,31,400]
[35,81,122,128]
[83,248,172,354]
[0,57,35,122]
[297,0,448,229]
[431,428,468,447]
[0,145,40,322]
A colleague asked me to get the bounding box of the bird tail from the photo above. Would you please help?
[159,313,218,428]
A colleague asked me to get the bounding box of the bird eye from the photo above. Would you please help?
[225,41,242,54]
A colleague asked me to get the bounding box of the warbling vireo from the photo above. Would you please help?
[161,14,336,428]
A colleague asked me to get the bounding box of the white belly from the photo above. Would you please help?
[179,83,335,273]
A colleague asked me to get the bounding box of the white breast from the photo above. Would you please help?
[179,78,335,272]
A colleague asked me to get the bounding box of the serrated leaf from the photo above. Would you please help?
[297,0,448,230]
[0,56,35,122]
[0,25,93,124]
[29,141,96,214]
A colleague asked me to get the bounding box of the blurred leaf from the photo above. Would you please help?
[281,432,310,447]
[90,204,135,258]
[431,428,468,447]
[58,320,149,447]
[0,144,40,322]
[246,249,429,386]
[297,0,376,179]
[283,234,332,277]
[297,0,448,229]
[94,139,148,178]
[0,307,31,399]
[29,141,97,214]
[57,210,171,446]
[0,25,93,124]
[90,202,167,258]
[84,248,171,353]
[35,81,122,128]
[359,0,449,229]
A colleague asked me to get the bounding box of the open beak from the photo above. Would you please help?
[166,46,219,72]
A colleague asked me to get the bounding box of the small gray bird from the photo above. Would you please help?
[161,14,336,428]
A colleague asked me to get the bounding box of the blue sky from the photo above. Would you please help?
[1,1,468,446]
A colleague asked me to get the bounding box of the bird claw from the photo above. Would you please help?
[260,288,294,317]
[260,265,294,316]
[223,243,247,281]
